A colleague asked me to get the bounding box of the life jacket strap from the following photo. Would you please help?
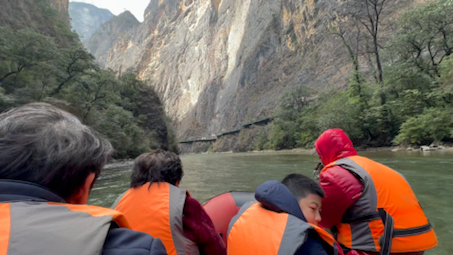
[341,212,381,223]
[377,207,434,254]
[333,241,338,255]
[341,209,434,255]
[393,223,432,237]
[378,208,394,255]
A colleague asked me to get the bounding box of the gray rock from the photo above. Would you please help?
[421,145,443,151]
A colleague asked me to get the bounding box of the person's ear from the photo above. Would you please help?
[175,181,180,187]
[67,173,96,204]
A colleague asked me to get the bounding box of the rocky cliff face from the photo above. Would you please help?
[49,0,70,27]
[0,0,73,46]
[69,2,114,42]
[86,11,139,68]
[93,0,420,143]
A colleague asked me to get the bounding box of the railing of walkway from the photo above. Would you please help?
[178,116,274,144]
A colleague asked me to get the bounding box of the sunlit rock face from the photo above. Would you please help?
[93,0,415,141]
[69,2,114,42]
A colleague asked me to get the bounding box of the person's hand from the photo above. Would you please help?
[313,162,323,180]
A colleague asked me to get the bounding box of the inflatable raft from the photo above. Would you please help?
[203,191,255,245]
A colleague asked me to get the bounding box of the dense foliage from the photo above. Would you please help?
[0,24,177,158]
[260,0,453,150]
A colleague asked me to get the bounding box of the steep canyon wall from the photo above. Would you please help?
[90,0,421,144]
[97,0,346,139]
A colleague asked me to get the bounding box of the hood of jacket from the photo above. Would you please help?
[314,129,357,166]
[254,180,306,222]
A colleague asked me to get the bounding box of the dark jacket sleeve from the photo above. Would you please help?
[103,227,168,255]
[183,196,227,255]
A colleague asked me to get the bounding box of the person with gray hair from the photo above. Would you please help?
[0,102,168,255]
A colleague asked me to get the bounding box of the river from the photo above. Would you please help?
[88,150,452,255]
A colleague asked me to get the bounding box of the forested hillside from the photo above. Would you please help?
[0,0,177,158]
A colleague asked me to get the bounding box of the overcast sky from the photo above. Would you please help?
[70,0,150,22]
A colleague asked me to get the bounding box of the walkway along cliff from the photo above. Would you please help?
[178,116,274,153]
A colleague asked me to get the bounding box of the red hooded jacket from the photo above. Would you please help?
[314,129,363,230]
[314,129,425,255]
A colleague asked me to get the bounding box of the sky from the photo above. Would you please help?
[70,0,150,22]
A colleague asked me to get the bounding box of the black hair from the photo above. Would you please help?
[281,173,325,200]
[0,103,113,200]
[130,148,183,188]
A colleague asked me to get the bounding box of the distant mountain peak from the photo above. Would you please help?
[117,10,139,21]
[69,2,114,42]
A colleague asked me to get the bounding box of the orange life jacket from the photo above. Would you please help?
[114,182,199,255]
[227,201,339,255]
[0,202,130,255]
[322,155,437,254]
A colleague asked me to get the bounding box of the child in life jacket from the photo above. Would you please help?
[227,174,343,255]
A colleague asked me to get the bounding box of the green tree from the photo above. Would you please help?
[439,55,453,102]
[316,90,364,140]
[267,85,315,150]
[389,0,453,78]
[51,46,98,96]
[118,71,178,153]
[97,105,153,158]
[0,27,59,91]
[393,107,453,145]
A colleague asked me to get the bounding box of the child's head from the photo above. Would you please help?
[281,174,324,225]
[130,149,183,188]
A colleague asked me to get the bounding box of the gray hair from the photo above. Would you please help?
[0,102,113,199]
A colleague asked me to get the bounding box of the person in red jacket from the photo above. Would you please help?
[113,149,226,255]
[312,129,437,255]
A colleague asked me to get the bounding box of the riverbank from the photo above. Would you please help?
[180,144,453,155]
[178,123,453,155]
[390,144,453,152]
